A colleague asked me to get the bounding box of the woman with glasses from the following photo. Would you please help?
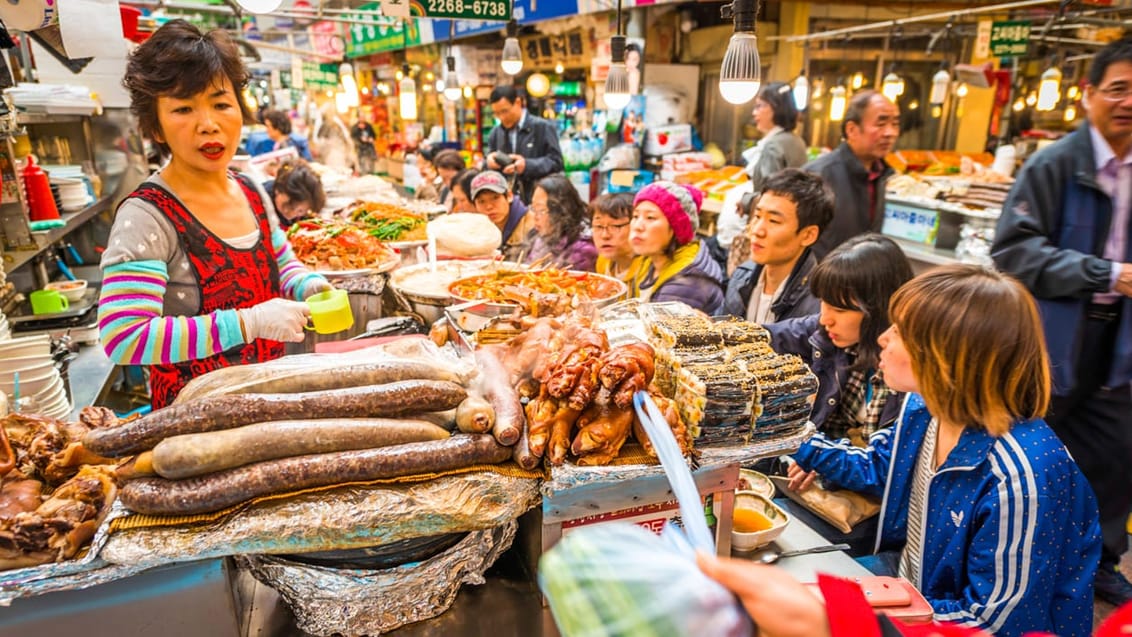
[524,174,597,271]
[717,81,810,259]
[265,159,326,229]
[590,192,642,282]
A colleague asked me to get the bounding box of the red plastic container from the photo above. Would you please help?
[22,155,59,221]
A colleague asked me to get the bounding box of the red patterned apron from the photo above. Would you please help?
[129,173,284,408]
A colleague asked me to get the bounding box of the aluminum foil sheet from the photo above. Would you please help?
[0,503,133,606]
[240,521,516,636]
[101,472,539,570]
[541,422,815,497]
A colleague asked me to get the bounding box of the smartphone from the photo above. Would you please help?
[806,576,934,625]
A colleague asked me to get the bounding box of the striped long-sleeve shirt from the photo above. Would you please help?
[98,177,327,366]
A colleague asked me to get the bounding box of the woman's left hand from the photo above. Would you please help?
[303,279,333,300]
[787,461,820,492]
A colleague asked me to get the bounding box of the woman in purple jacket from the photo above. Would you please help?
[525,174,597,272]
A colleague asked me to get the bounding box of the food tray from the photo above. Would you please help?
[448,269,628,308]
[312,252,401,278]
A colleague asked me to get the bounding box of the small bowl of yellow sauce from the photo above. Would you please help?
[731,492,790,552]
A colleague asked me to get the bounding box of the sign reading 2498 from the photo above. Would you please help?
[421,0,511,21]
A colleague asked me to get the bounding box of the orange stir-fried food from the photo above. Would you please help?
[286,219,397,271]
[448,268,625,304]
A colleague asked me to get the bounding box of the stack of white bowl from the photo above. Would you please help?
[52,176,92,212]
[0,334,70,419]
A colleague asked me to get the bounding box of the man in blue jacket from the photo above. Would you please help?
[723,168,834,323]
[484,85,563,205]
[992,36,1132,606]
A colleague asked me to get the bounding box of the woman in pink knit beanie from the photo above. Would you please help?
[629,181,724,314]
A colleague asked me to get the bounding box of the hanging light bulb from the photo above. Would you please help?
[882,71,903,101]
[1067,85,1080,100]
[793,73,809,110]
[908,99,919,111]
[443,56,462,101]
[931,105,943,118]
[527,73,551,99]
[1013,98,1026,112]
[812,78,824,99]
[851,71,865,90]
[1037,65,1062,112]
[1064,104,1077,122]
[555,61,565,74]
[829,85,848,122]
[930,67,951,106]
[463,85,473,99]
[501,20,523,76]
[605,31,632,111]
[339,63,359,108]
[399,63,417,121]
[236,0,282,13]
[1026,91,1038,106]
[956,83,969,98]
[718,0,761,105]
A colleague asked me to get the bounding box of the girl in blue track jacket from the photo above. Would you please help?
[788,264,1101,637]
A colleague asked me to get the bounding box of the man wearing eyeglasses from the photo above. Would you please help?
[993,36,1132,608]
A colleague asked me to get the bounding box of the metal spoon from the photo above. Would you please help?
[756,543,851,565]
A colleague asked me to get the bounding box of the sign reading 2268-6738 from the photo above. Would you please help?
[420,0,511,20]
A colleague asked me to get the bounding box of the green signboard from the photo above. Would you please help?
[414,0,510,21]
[990,21,1031,58]
[345,3,424,58]
[300,61,340,89]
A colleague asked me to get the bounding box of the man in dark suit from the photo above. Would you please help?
[484,85,563,204]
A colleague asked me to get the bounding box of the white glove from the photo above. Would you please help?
[302,278,333,301]
[238,298,310,343]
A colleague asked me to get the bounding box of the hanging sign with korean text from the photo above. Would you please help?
[989,21,1031,58]
[417,0,511,21]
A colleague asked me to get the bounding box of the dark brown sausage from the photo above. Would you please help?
[119,434,511,515]
[84,381,467,457]
[455,395,494,434]
[475,348,523,446]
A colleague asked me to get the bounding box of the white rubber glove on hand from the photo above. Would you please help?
[238,298,310,343]
[302,278,333,301]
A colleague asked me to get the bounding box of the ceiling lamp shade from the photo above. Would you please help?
[1036,65,1062,112]
[443,56,462,101]
[399,63,417,121]
[237,0,282,13]
[930,68,951,106]
[718,0,761,105]
[851,72,865,90]
[501,20,523,76]
[792,73,809,110]
[829,85,847,122]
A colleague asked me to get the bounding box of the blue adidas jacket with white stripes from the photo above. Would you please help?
[792,393,1101,637]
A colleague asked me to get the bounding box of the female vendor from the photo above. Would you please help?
[765,233,912,443]
[97,20,330,408]
[628,181,724,314]
[526,174,597,271]
[786,265,1100,637]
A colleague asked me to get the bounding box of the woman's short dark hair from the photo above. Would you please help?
[455,168,480,201]
[263,109,292,135]
[809,233,914,370]
[757,82,799,132]
[274,159,325,213]
[433,149,465,172]
[589,192,634,221]
[123,19,254,152]
[536,174,590,246]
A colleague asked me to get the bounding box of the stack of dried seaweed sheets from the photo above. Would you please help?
[641,308,817,446]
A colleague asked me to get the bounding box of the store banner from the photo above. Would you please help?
[300,61,340,90]
[345,4,436,58]
[449,0,576,39]
[989,21,1030,58]
[310,20,346,58]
